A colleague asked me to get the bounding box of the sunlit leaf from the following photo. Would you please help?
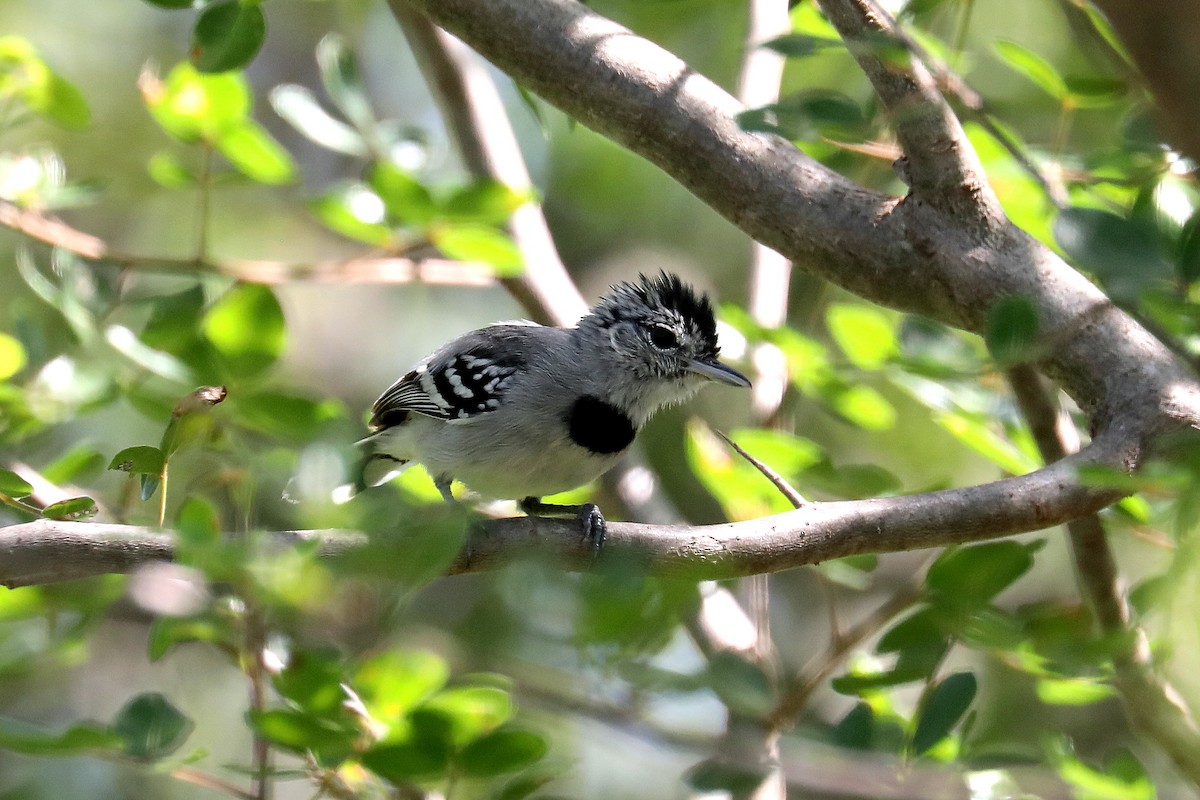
[108,445,165,476]
[147,150,197,189]
[431,224,524,276]
[41,447,105,485]
[418,686,511,747]
[993,40,1068,101]
[315,33,375,135]
[826,303,898,370]
[932,410,1037,474]
[246,708,357,756]
[0,717,122,755]
[369,162,435,225]
[441,180,530,225]
[354,650,450,724]
[310,183,391,246]
[202,283,286,377]
[824,383,896,431]
[269,83,367,157]
[1036,677,1116,706]
[0,37,90,129]
[214,120,296,184]
[0,469,33,499]
[191,0,266,73]
[41,496,98,521]
[141,62,249,143]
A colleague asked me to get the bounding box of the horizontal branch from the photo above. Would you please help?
[0,437,1124,587]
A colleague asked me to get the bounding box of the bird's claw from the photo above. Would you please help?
[578,502,606,559]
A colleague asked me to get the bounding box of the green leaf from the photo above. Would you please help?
[113,693,194,761]
[309,183,391,246]
[993,40,1068,100]
[274,649,347,717]
[0,469,33,499]
[147,150,197,188]
[202,283,286,377]
[458,727,548,777]
[41,496,98,521]
[431,224,524,276]
[686,760,771,795]
[41,447,105,485]
[234,391,341,441]
[368,162,436,225]
[496,768,561,800]
[362,738,452,782]
[1053,206,1172,300]
[760,34,843,59]
[440,180,530,225]
[911,672,976,755]
[1177,210,1200,284]
[214,120,296,184]
[0,37,90,129]
[926,541,1042,611]
[931,410,1038,474]
[141,0,196,8]
[738,90,867,141]
[0,717,122,755]
[824,383,896,431]
[142,62,250,143]
[1055,747,1154,800]
[1036,677,1116,706]
[706,651,776,717]
[354,650,450,723]
[984,295,1039,364]
[191,0,266,73]
[418,686,512,747]
[108,445,166,476]
[269,83,367,157]
[826,303,898,370]
[0,332,26,381]
[147,616,231,662]
[246,708,357,756]
[315,33,375,136]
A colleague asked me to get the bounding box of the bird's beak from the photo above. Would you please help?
[688,358,752,388]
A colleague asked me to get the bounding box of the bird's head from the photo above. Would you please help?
[578,273,749,419]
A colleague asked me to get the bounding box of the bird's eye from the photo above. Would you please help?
[649,325,680,349]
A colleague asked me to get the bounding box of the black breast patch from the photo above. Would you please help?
[565,396,636,455]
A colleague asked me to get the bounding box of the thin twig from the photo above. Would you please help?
[170,764,258,800]
[715,428,808,508]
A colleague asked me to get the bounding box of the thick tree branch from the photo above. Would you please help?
[1088,0,1200,166]
[0,435,1123,586]
[401,0,1200,446]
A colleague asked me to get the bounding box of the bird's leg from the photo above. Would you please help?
[519,497,607,557]
[434,476,456,504]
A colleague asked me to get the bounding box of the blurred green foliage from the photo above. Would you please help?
[0,0,1199,798]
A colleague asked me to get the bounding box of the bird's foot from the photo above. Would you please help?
[520,497,607,560]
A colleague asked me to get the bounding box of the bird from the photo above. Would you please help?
[349,272,750,545]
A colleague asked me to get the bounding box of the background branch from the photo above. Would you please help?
[1008,365,1200,786]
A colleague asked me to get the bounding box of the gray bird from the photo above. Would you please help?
[353,273,750,540]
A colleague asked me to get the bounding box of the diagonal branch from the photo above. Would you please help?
[817,0,1000,213]
[1008,365,1200,787]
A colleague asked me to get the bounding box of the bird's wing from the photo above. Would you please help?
[368,324,543,429]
